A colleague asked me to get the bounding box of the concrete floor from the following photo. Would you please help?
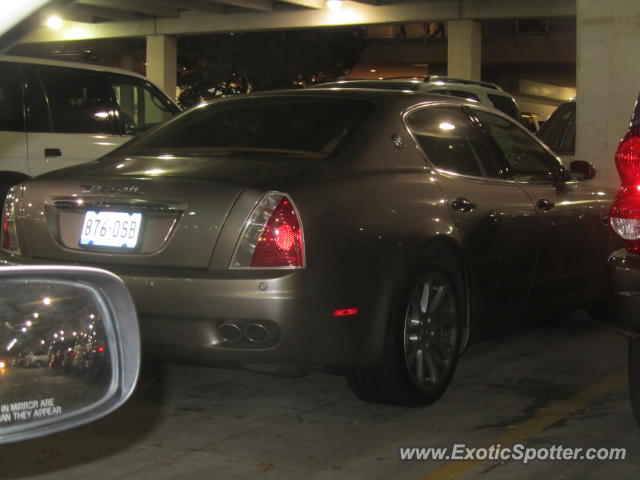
[2,311,638,480]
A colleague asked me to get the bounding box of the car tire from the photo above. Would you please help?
[628,337,640,426]
[347,249,464,406]
[34,360,43,368]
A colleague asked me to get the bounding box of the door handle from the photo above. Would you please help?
[536,198,555,211]
[451,197,477,212]
[44,148,62,157]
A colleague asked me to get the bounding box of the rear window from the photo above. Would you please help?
[405,106,508,179]
[487,94,519,119]
[38,67,116,134]
[125,97,374,158]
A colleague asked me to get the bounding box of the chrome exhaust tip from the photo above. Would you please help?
[244,323,269,343]
[218,322,243,343]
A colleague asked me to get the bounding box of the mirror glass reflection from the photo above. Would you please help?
[0,280,112,428]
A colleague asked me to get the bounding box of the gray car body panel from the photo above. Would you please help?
[0,89,617,371]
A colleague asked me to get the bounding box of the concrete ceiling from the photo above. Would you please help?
[23,0,576,42]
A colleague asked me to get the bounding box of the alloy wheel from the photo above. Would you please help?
[403,271,459,392]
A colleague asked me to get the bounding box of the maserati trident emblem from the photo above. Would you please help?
[80,185,142,195]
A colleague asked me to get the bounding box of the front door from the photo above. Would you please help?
[404,105,538,324]
[471,108,607,304]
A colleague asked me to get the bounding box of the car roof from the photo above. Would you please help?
[314,78,509,96]
[0,54,157,84]
[387,76,502,91]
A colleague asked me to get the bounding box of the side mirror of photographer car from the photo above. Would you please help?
[0,266,140,445]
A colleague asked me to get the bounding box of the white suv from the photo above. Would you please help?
[0,55,179,193]
[314,76,522,121]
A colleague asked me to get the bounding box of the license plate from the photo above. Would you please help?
[79,211,142,249]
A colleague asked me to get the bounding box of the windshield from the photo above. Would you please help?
[124,96,374,158]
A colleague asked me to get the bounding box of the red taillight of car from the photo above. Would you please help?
[231,192,305,269]
[97,346,105,353]
[1,187,20,254]
[611,128,640,253]
[250,198,303,268]
[615,128,640,185]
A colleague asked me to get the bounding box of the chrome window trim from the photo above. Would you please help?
[401,100,568,186]
[401,101,515,185]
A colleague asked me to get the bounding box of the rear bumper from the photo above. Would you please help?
[0,255,382,371]
[608,248,640,335]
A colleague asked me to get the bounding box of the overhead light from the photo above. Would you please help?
[46,15,63,30]
[326,0,343,12]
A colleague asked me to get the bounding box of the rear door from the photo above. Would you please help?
[472,107,605,302]
[0,61,28,177]
[25,65,129,177]
[405,105,538,321]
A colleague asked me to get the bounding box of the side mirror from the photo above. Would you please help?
[0,266,140,445]
[569,160,596,181]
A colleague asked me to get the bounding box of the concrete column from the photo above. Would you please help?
[447,20,481,81]
[577,0,640,188]
[146,35,177,100]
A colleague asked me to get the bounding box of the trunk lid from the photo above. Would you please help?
[18,172,243,269]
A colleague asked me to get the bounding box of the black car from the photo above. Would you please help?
[607,93,640,424]
[537,100,576,162]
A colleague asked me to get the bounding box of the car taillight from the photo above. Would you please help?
[611,127,640,253]
[231,192,305,269]
[615,128,640,185]
[1,187,20,254]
